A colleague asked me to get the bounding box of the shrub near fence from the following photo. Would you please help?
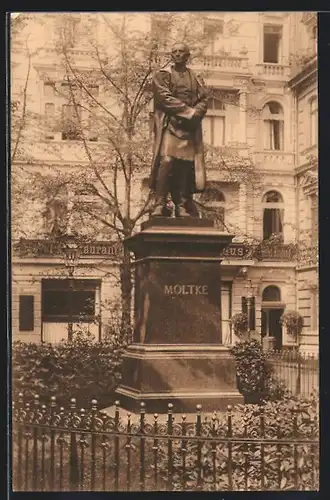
[12,330,127,409]
[12,393,319,492]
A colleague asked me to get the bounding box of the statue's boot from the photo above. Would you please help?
[151,156,173,217]
[172,162,192,218]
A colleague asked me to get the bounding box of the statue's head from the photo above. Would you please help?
[171,42,190,65]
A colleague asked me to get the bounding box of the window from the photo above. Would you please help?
[262,101,284,150]
[44,102,55,140]
[42,279,100,343]
[200,183,225,229]
[309,97,318,146]
[262,190,284,242]
[19,295,34,331]
[88,114,98,142]
[44,81,55,97]
[263,24,282,63]
[203,97,226,147]
[43,186,69,237]
[150,14,170,50]
[62,15,80,48]
[203,18,224,55]
[262,285,281,302]
[311,194,318,246]
[221,282,232,345]
[61,104,81,140]
[42,279,99,323]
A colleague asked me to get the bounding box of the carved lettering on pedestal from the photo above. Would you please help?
[164,284,209,296]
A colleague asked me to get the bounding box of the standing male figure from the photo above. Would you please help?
[150,42,209,217]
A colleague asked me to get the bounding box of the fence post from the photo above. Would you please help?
[49,397,56,491]
[296,352,302,396]
[196,404,202,491]
[16,393,24,491]
[32,395,40,491]
[69,398,79,491]
[90,399,98,491]
[227,405,233,490]
[114,401,120,491]
[167,403,174,491]
[152,414,159,490]
[139,402,146,491]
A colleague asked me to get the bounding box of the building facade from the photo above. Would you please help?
[10,12,318,352]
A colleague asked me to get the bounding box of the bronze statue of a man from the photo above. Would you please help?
[149,42,209,217]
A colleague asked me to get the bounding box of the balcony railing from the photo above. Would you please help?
[297,246,318,267]
[193,54,247,71]
[256,63,291,79]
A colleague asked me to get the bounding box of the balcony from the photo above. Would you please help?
[256,244,297,262]
[255,151,294,170]
[255,63,291,81]
[193,54,248,73]
[297,245,318,268]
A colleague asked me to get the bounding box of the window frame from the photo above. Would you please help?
[263,24,283,64]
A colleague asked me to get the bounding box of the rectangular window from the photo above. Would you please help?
[88,114,98,142]
[61,104,81,140]
[19,295,34,331]
[264,119,284,150]
[44,82,55,97]
[203,116,225,146]
[311,194,318,246]
[310,99,318,146]
[263,25,282,63]
[44,102,55,140]
[203,19,224,54]
[263,208,284,241]
[42,279,99,323]
[221,282,232,344]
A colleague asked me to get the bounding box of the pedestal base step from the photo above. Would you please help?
[115,386,243,413]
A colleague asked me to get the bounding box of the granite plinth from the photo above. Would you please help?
[116,344,243,413]
[116,218,243,413]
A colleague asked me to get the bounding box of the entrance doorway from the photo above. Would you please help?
[261,308,284,351]
[261,285,285,351]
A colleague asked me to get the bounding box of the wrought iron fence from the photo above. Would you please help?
[268,351,319,398]
[12,394,319,492]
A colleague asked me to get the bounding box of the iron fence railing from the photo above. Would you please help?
[268,350,319,398]
[12,395,319,492]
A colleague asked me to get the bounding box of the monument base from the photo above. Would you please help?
[115,344,244,413]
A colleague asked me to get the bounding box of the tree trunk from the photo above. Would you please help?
[120,242,132,336]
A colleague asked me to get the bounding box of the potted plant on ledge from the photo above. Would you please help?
[230,312,249,340]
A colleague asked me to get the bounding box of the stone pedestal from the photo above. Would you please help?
[115,218,243,412]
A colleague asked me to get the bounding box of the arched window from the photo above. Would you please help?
[262,190,284,242]
[262,101,284,150]
[200,183,225,229]
[309,97,318,146]
[262,285,281,302]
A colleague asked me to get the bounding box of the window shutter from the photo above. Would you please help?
[19,295,34,331]
[242,296,247,314]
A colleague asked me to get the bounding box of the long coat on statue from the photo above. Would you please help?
[149,66,209,193]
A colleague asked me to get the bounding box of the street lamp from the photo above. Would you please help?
[57,231,80,341]
[244,278,256,337]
